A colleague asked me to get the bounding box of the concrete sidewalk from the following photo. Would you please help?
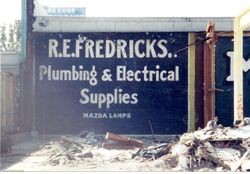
[0,135,55,171]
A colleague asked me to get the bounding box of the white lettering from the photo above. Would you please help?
[134,40,145,58]
[106,40,115,58]
[39,65,98,86]
[117,40,128,58]
[79,88,90,104]
[63,39,71,58]
[47,38,175,59]
[75,39,84,58]
[48,39,58,57]
[116,65,179,82]
[146,40,157,58]
[39,65,47,80]
[96,40,104,58]
[85,40,94,58]
[79,88,138,109]
[226,51,250,81]
[157,40,168,58]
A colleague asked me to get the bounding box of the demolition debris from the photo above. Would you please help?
[2,124,250,171]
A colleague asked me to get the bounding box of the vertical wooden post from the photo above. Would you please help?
[233,7,250,123]
[194,33,205,129]
[204,22,216,127]
[23,0,36,134]
[233,17,244,123]
[188,33,196,132]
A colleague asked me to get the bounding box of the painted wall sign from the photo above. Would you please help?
[215,37,250,126]
[34,32,188,134]
[34,0,85,17]
[45,7,85,17]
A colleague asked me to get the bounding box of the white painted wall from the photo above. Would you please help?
[33,17,234,32]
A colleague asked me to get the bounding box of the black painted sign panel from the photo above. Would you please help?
[215,37,250,126]
[34,32,188,134]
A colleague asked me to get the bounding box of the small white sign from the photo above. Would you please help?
[34,0,85,17]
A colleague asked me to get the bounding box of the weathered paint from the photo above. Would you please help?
[233,7,250,122]
[238,7,250,30]
[34,32,188,134]
[215,36,250,126]
[194,33,205,129]
[204,22,216,127]
[188,33,196,132]
[1,73,19,135]
[234,17,244,122]
[33,17,235,33]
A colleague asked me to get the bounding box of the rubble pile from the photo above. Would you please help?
[78,130,101,145]
[41,136,94,166]
[133,124,250,171]
[35,124,250,171]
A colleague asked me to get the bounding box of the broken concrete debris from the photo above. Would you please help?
[244,117,250,125]
[39,135,101,166]
[166,125,250,171]
[34,125,250,171]
[99,125,250,171]
[81,151,93,158]
[78,130,100,145]
[132,125,250,171]
[132,143,171,160]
